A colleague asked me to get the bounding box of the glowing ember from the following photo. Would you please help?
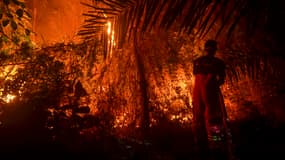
[0,66,19,103]
[170,113,193,124]
[0,66,18,80]
[113,112,131,128]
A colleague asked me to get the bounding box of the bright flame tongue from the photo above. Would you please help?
[3,94,16,103]
[0,66,19,103]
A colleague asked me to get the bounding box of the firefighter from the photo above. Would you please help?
[192,39,227,153]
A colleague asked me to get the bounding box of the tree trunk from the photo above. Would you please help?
[134,33,150,135]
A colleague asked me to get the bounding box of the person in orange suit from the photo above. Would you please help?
[192,39,227,153]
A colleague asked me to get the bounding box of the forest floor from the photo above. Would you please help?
[0,113,284,160]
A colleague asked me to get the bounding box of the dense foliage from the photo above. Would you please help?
[0,1,284,151]
[0,0,31,55]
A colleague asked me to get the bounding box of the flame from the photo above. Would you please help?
[0,65,19,103]
[113,111,136,128]
[0,65,18,80]
[111,30,115,47]
[3,94,16,103]
[106,21,111,35]
[105,21,115,57]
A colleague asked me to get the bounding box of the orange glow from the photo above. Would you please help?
[0,65,18,80]
[0,66,19,103]
[105,20,116,57]
[114,112,132,128]
[170,113,193,124]
[2,94,16,103]
[106,21,111,35]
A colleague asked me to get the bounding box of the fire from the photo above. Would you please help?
[170,113,193,124]
[3,94,16,103]
[105,21,116,57]
[113,112,132,128]
[0,65,18,80]
[0,65,19,103]
[106,21,111,35]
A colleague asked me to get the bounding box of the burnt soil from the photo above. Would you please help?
[0,114,284,160]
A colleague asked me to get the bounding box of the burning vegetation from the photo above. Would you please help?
[0,0,285,158]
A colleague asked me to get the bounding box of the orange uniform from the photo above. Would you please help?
[192,55,226,148]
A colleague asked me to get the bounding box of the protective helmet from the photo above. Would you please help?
[204,40,217,51]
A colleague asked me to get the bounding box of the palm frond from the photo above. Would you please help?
[79,0,271,45]
[78,0,283,82]
[214,0,245,39]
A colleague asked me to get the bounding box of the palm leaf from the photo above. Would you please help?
[78,0,283,82]
[215,0,245,39]
[196,0,220,38]
[141,0,159,32]
[79,0,256,44]
[149,0,168,31]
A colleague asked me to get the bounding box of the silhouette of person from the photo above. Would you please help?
[192,40,226,152]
